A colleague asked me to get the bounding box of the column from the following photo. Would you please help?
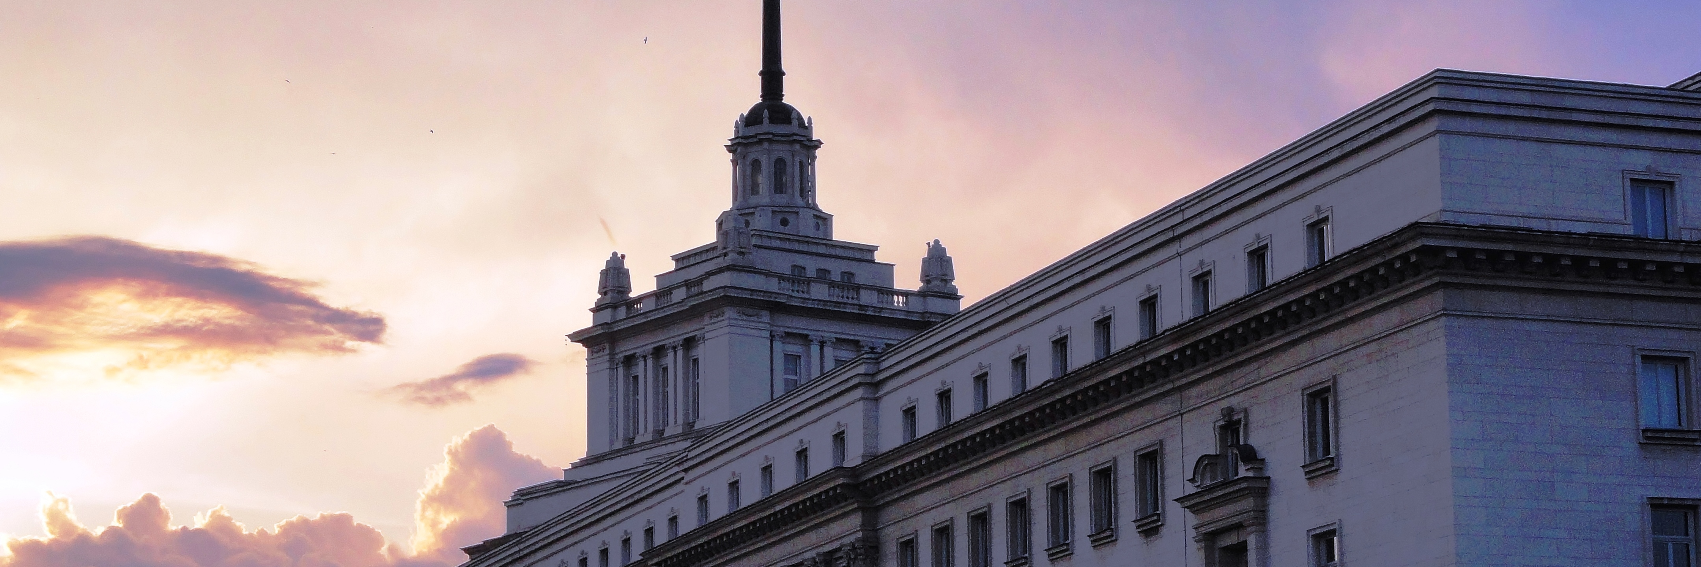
[807,335,823,381]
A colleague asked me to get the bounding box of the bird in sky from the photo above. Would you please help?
[643,37,648,44]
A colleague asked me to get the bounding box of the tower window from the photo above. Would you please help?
[783,353,802,393]
[1631,180,1673,239]
[748,159,762,196]
[774,159,789,194]
[799,159,810,198]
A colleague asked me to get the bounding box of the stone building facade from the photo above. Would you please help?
[463,3,1701,566]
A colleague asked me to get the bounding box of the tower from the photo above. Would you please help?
[567,0,961,461]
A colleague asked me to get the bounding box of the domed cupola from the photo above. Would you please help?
[719,0,831,240]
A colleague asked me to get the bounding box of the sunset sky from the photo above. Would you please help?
[2,0,1699,564]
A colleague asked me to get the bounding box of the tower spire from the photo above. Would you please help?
[759,0,784,102]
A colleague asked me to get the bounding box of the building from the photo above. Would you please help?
[463,3,1701,566]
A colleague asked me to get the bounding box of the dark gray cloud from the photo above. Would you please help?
[0,236,384,375]
[388,354,537,407]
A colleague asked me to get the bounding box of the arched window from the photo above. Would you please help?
[748,159,762,196]
[799,159,811,199]
[774,159,788,195]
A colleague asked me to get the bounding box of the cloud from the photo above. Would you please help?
[409,425,558,562]
[387,354,538,407]
[0,236,384,377]
[1,425,556,567]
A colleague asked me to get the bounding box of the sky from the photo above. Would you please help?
[1,0,1699,564]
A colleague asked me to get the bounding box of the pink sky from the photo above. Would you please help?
[1,0,1697,561]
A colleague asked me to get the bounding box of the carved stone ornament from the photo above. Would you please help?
[596,252,632,306]
[918,239,958,294]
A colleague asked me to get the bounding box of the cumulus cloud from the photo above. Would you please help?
[1,426,556,567]
[0,236,384,377]
[387,354,538,407]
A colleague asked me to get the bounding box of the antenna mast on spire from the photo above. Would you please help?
[759,0,785,102]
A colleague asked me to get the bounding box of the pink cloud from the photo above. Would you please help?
[1,425,556,567]
[387,354,539,407]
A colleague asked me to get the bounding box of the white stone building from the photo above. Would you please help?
[463,3,1701,566]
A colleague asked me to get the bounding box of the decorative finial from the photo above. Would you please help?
[759,0,785,102]
[597,252,632,305]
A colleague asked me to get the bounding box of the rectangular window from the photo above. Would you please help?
[599,547,609,567]
[1310,527,1340,567]
[1191,271,1212,317]
[840,271,856,283]
[760,464,774,497]
[667,515,678,539]
[932,523,955,567]
[1006,497,1031,560]
[1138,295,1159,340]
[1247,245,1270,292]
[625,375,641,443]
[1305,385,1336,463]
[1632,180,1674,239]
[643,526,654,551]
[783,353,803,393]
[727,480,740,512]
[696,494,709,526]
[937,389,954,428]
[580,556,589,567]
[1093,317,1113,360]
[902,406,919,443]
[1047,480,1073,549]
[795,448,810,483]
[897,536,919,567]
[1642,356,1690,429]
[1135,447,1163,519]
[1011,355,1029,394]
[621,537,631,566]
[1306,217,1331,267]
[815,268,832,280]
[1051,336,1069,379]
[832,431,848,467]
[967,509,991,567]
[791,264,807,277]
[687,357,700,424]
[1653,506,1696,567]
[972,372,989,412]
[1089,463,1117,536]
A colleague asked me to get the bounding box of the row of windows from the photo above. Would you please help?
[787,264,855,283]
[618,356,701,445]
[741,157,812,198]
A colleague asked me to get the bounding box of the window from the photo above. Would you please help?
[1306,217,1331,267]
[832,431,848,467]
[1006,496,1031,561]
[790,264,807,277]
[1309,526,1340,567]
[800,159,811,198]
[1046,480,1073,550]
[774,159,789,194]
[1051,336,1069,379]
[783,353,803,392]
[1138,295,1159,340]
[599,547,609,567]
[902,405,919,443]
[1191,271,1212,317]
[937,389,954,428]
[971,372,989,413]
[727,480,741,512]
[816,268,832,279]
[1135,446,1163,521]
[1218,415,1244,475]
[1653,505,1696,567]
[760,464,774,497]
[932,522,955,567]
[840,271,856,283]
[621,537,631,566]
[1305,383,1337,467]
[795,447,810,482]
[1632,180,1674,239]
[967,509,991,567]
[1011,355,1029,395]
[667,516,678,539]
[625,375,640,444]
[696,494,709,526]
[579,556,589,567]
[643,527,654,551]
[654,365,669,435]
[1093,317,1113,360]
[897,536,920,567]
[1247,245,1270,292]
[1642,356,1690,429]
[1089,463,1117,538]
[748,159,762,196]
[687,357,700,425]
